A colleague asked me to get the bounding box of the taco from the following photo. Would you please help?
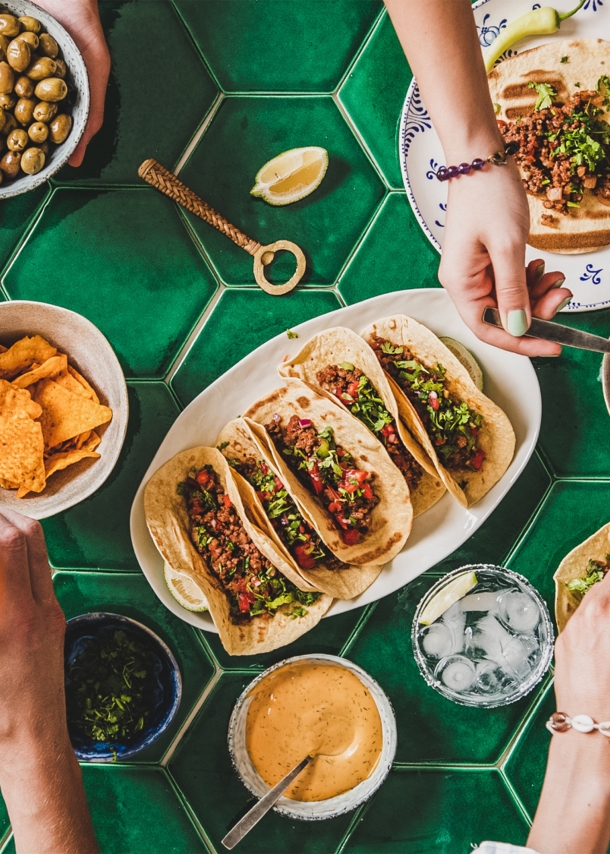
[489,39,610,253]
[362,316,515,508]
[277,326,445,517]
[243,382,412,566]
[217,418,381,599]
[554,521,610,632]
[144,447,332,655]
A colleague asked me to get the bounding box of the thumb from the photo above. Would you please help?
[491,244,531,338]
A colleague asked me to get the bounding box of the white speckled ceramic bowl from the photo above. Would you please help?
[0,301,128,519]
[0,0,89,198]
[228,654,397,821]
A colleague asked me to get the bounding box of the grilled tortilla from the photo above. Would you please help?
[554,521,610,632]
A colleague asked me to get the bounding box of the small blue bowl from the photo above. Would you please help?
[64,613,182,762]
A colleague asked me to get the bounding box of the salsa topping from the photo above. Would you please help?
[315,363,423,491]
[179,465,319,623]
[232,455,344,572]
[370,337,485,471]
[566,555,610,598]
[499,80,610,217]
[265,414,378,545]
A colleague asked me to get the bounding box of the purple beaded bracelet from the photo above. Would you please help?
[436,141,519,182]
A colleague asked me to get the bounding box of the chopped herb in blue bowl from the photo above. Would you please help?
[64,613,182,762]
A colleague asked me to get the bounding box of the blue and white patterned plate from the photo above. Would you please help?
[400,0,610,312]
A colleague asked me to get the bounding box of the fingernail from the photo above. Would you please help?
[507,309,528,337]
[553,277,565,289]
[536,262,545,280]
[555,297,572,314]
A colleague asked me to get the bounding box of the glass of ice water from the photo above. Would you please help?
[412,565,554,708]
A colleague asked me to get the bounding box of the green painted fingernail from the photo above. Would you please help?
[507,309,528,337]
[555,297,572,313]
[536,263,545,280]
[553,278,565,289]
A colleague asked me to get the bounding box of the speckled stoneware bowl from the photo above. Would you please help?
[0,300,128,519]
[64,613,182,762]
[228,653,397,821]
[0,0,89,198]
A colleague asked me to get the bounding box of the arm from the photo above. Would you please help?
[384,0,572,355]
[527,575,610,854]
[0,510,98,854]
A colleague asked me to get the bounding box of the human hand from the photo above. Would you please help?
[439,160,573,357]
[35,0,110,167]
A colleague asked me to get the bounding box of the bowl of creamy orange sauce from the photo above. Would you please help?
[227,654,397,820]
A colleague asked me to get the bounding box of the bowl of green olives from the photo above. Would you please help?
[0,0,89,197]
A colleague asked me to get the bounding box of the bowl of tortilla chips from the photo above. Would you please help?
[0,301,128,519]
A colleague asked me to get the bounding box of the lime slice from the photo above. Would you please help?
[164,562,209,613]
[419,571,478,625]
[440,337,484,391]
[251,146,328,206]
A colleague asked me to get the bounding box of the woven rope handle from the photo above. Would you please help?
[138,158,260,256]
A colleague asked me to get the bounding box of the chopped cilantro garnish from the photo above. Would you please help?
[216,441,230,451]
[561,56,569,63]
[286,329,298,339]
[528,81,557,111]
[566,556,610,597]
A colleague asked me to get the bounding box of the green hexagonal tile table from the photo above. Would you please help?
[0,2,609,853]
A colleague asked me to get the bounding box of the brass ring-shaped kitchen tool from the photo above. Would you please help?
[138,158,306,296]
[253,240,306,295]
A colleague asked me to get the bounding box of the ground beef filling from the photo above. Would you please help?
[236,456,344,572]
[182,465,318,623]
[265,414,378,546]
[369,336,485,471]
[315,363,424,492]
[499,88,610,216]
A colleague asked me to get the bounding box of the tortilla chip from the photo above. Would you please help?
[0,336,57,380]
[0,409,45,494]
[0,378,42,421]
[82,431,101,452]
[33,379,112,450]
[68,365,99,404]
[0,344,7,353]
[11,354,68,389]
[74,430,91,449]
[45,448,100,479]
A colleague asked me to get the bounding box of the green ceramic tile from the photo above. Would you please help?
[344,769,529,853]
[169,673,355,853]
[337,193,440,303]
[54,571,215,763]
[533,308,610,476]
[348,574,548,764]
[202,604,370,671]
[42,383,179,571]
[54,0,218,185]
[503,682,554,821]
[3,188,217,377]
[82,766,205,853]
[171,289,341,406]
[174,0,381,93]
[180,97,385,285]
[0,185,50,271]
[507,481,610,624]
[340,13,411,189]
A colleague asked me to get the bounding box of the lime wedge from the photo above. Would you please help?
[251,146,328,206]
[419,571,478,625]
[164,562,209,613]
[440,337,484,391]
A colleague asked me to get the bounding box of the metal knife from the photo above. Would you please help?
[483,307,610,354]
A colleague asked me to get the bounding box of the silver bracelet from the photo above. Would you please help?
[546,712,610,736]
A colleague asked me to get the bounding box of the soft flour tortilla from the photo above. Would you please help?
[144,446,332,655]
[554,521,610,633]
[278,326,445,517]
[217,418,382,599]
[361,316,515,508]
[488,39,610,254]
[243,381,413,567]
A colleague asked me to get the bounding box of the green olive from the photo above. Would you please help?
[0,91,15,109]
[7,127,27,151]
[27,120,47,143]
[6,38,29,72]
[17,31,38,49]
[54,59,66,79]
[14,75,32,98]
[34,77,66,102]
[20,146,44,174]
[17,16,41,34]
[0,149,20,177]
[38,33,58,59]
[14,97,34,125]
[49,113,71,144]
[0,60,13,94]
[0,15,20,38]
[32,100,56,122]
[26,56,55,80]
[2,111,16,136]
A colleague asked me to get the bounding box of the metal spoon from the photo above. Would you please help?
[222,755,313,849]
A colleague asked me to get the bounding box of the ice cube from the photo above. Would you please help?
[476,661,503,695]
[438,655,476,693]
[422,624,455,659]
[498,591,540,634]
[442,602,466,638]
